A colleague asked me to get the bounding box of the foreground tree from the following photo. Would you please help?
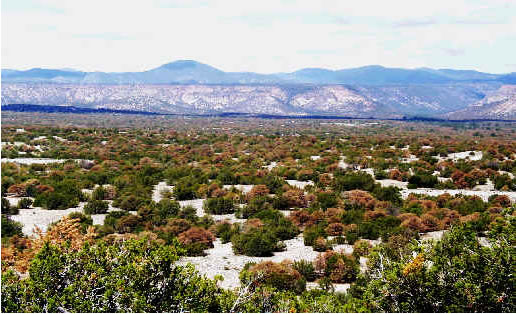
[357,217,515,312]
[2,237,221,312]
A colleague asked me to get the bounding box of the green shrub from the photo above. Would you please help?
[17,198,33,209]
[304,224,327,246]
[91,186,106,200]
[156,199,180,219]
[1,238,221,313]
[1,215,23,238]
[293,260,317,282]
[214,222,239,243]
[1,198,18,215]
[334,172,376,192]
[204,197,234,215]
[104,210,129,227]
[232,229,279,257]
[352,240,372,257]
[84,200,109,214]
[408,174,438,188]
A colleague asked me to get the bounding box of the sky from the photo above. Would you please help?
[2,0,516,74]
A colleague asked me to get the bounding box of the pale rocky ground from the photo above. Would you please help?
[152,181,174,203]
[263,161,278,171]
[8,199,124,236]
[286,180,314,189]
[1,157,93,165]
[179,235,353,291]
[437,150,483,162]
[223,185,254,194]
[1,158,67,165]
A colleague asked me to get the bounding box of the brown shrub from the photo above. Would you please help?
[115,215,140,233]
[325,223,345,236]
[314,250,358,283]
[283,189,308,208]
[288,210,317,228]
[364,209,387,221]
[325,207,344,223]
[490,195,511,208]
[1,217,96,274]
[420,214,440,232]
[244,218,264,232]
[178,227,215,247]
[246,260,304,292]
[319,173,333,186]
[436,193,452,208]
[247,185,270,200]
[489,206,503,214]
[400,215,425,232]
[104,185,117,200]
[7,184,27,197]
[156,218,191,236]
[344,190,376,210]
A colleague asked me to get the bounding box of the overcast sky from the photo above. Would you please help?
[2,0,516,73]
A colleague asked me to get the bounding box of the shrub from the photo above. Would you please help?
[84,200,109,214]
[240,196,273,218]
[1,238,221,313]
[213,221,238,243]
[345,230,359,245]
[232,228,279,257]
[316,192,338,210]
[408,174,438,188]
[203,197,234,215]
[115,214,141,233]
[352,240,372,257]
[283,189,308,208]
[157,218,191,236]
[178,227,215,256]
[314,237,329,252]
[334,172,375,192]
[91,186,106,200]
[178,227,215,246]
[247,185,270,200]
[344,190,376,210]
[1,215,23,238]
[240,260,306,294]
[178,205,199,223]
[17,198,33,209]
[303,224,327,246]
[67,212,93,233]
[293,260,317,282]
[325,222,345,236]
[104,210,129,227]
[288,210,317,228]
[314,251,359,283]
[156,199,180,219]
[117,195,146,212]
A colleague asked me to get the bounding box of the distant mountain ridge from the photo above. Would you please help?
[1,60,508,85]
[2,60,515,120]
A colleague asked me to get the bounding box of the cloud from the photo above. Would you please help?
[1,0,515,73]
[393,18,437,28]
[443,48,466,57]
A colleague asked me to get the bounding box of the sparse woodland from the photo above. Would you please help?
[1,116,515,312]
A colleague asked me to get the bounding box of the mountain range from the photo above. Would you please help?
[3,60,515,85]
[2,60,516,119]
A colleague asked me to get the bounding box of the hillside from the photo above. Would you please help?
[446,85,516,120]
[2,61,515,119]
